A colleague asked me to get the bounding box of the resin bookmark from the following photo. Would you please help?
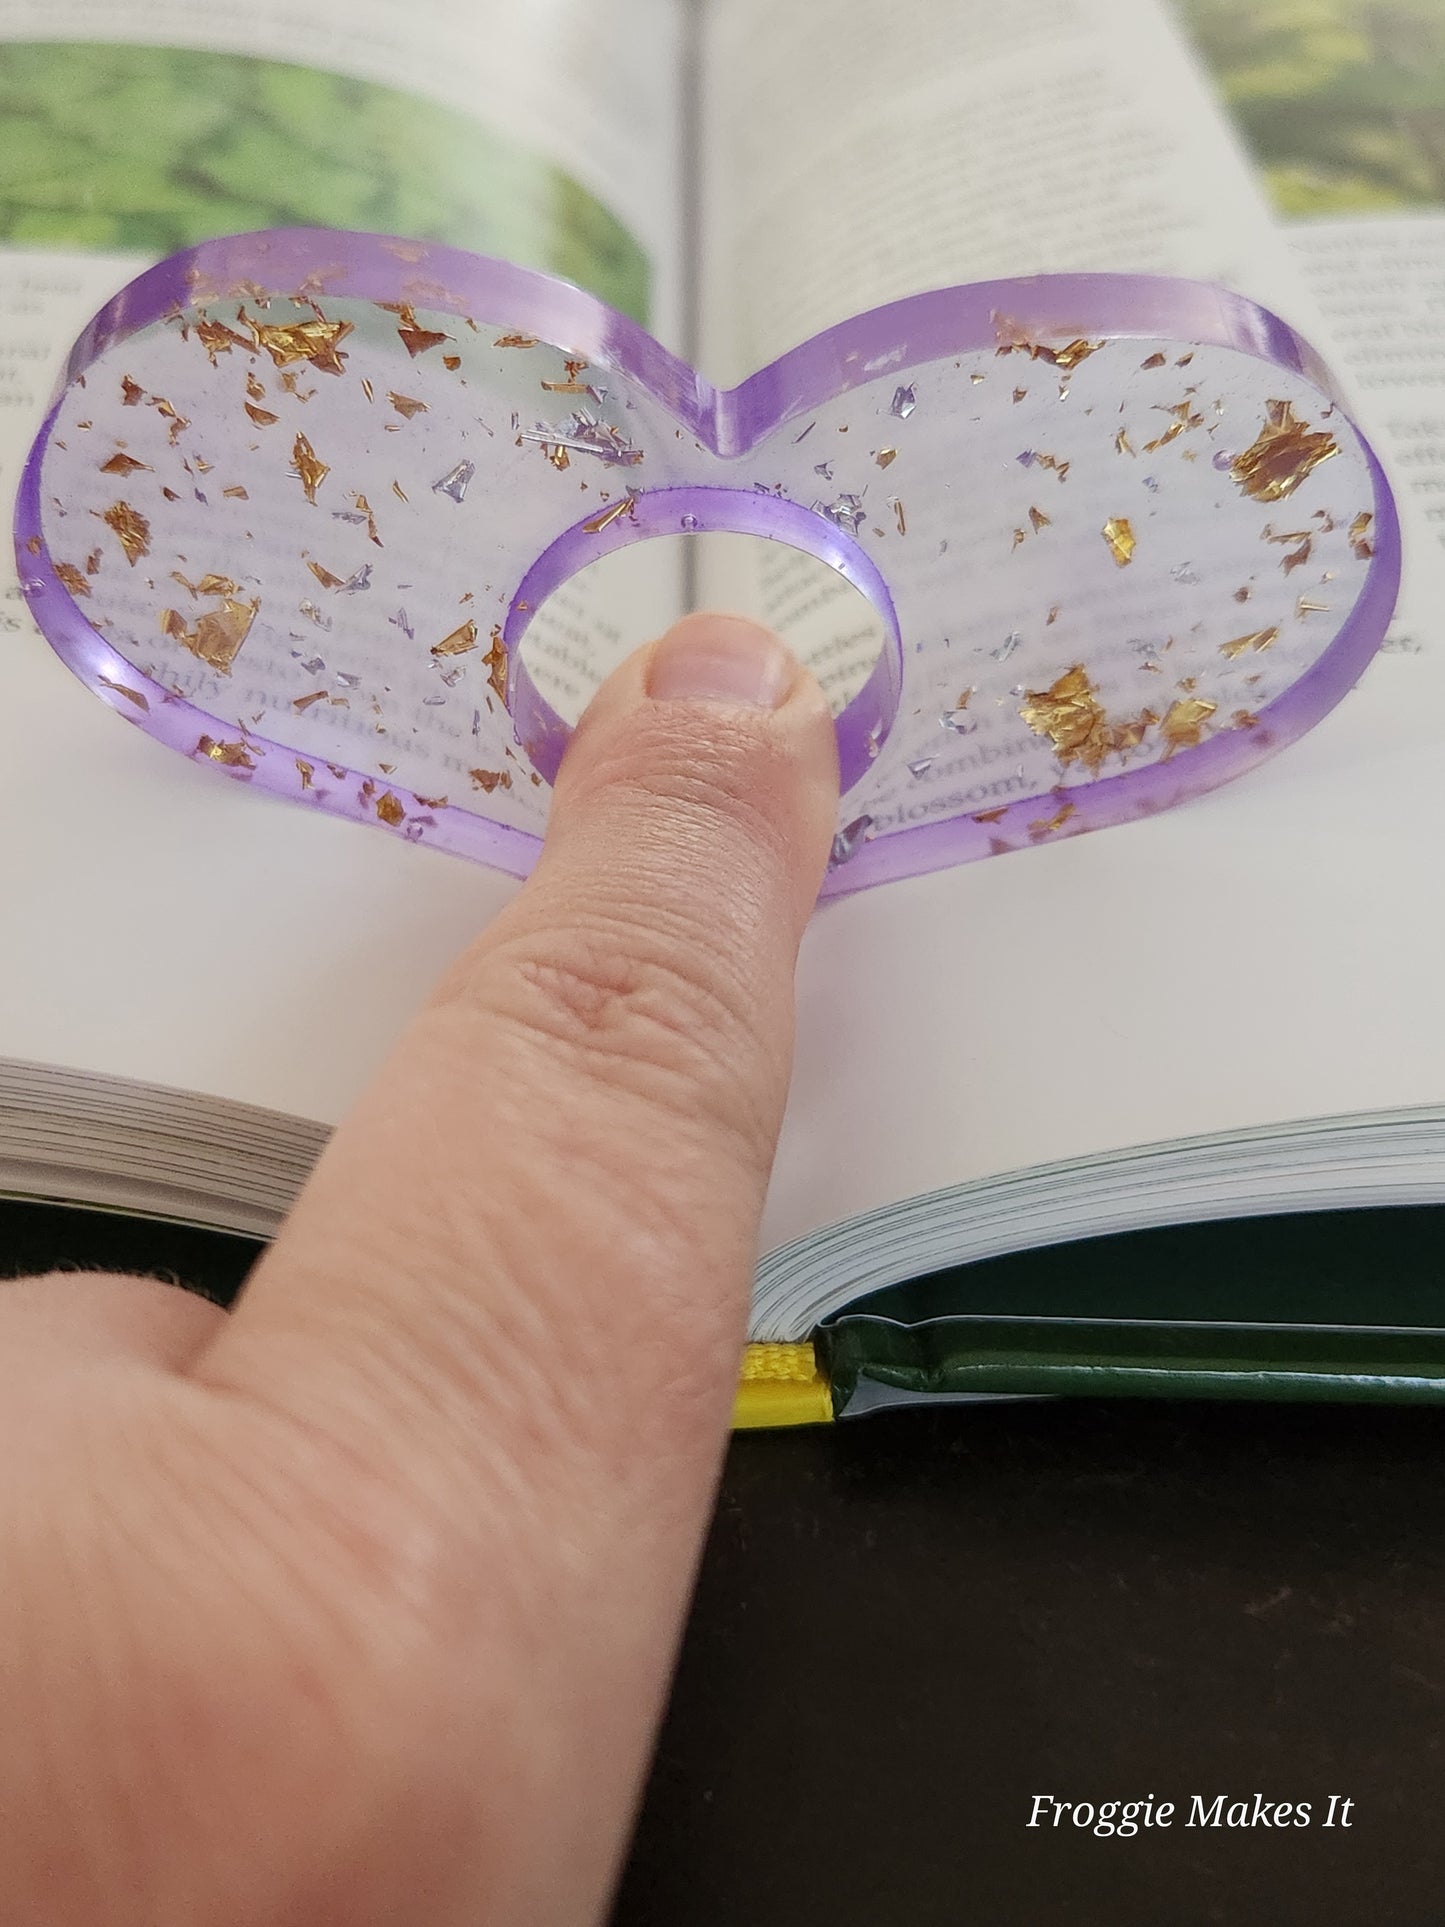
[16,228,1399,897]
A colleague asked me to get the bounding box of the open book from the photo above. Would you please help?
[4,0,1445,1418]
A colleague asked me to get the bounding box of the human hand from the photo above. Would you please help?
[0,614,838,1926]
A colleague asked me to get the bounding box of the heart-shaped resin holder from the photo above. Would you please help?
[16,229,1400,897]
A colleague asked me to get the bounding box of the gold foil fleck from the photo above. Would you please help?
[1296,596,1330,617]
[376,792,405,827]
[1234,586,1251,602]
[1028,505,1051,532]
[992,316,1102,369]
[495,333,538,348]
[53,561,92,598]
[245,371,267,402]
[223,485,249,500]
[1029,802,1076,839]
[244,401,279,428]
[388,390,428,419]
[894,499,907,535]
[582,494,638,534]
[1220,625,1279,659]
[1050,338,1103,370]
[1020,664,1156,771]
[293,690,328,712]
[442,355,462,371]
[240,308,353,373]
[469,767,513,793]
[84,549,102,574]
[162,487,181,502]
[291,433,330,504]
[1012,528,1026,551]
[1143,419,1184,453]
[1141,352,1167,369]
[147,395,189,444]
[1115,429,1134,455]
[1281,537,1313,575]
[1349,510,1374,560]
[120,375,143,406]
[97,675,149,711]
[102,501,151,566]
[307,560,345,591]
[163,598,258,673]
[197,734,256,768]
[397,321,448,357]
[100,452,150,476]
[198,573,239,596]
[352,494,382,546]
[541,378,591,393]
[432,620,479,657]
[1159,696,1217,756]
[1013,386,1027,403]
[361,377,375,404]
[1230,400,1339,502]
[1102,517,1135,566]
[194,317,251,360]
[392,480,408,502]
[1046,605,1060,625]
[415,793,449,809]
[483,627,508,703]
[876,448,898,468]
[973,807,1008,824]
[296,759,315,790]
[24,535,40,555]
[327,762,347,780]
[1231,710,1260,729]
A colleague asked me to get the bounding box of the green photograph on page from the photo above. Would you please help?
[1176,0,1445,214]
[0,41,652,322]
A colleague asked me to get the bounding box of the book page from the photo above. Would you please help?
[0,0,686,1119]
[698,0,1445,650]
[1170,0,1445,657]
[690,0,1445,1259]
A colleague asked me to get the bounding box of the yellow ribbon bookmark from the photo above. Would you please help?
[733,1342,834,1429]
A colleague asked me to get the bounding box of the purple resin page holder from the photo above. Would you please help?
[15,227,1400,897]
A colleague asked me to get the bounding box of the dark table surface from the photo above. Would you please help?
[6,1199,1443,1926]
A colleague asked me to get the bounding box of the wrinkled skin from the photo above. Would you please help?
[0,614,838,1927]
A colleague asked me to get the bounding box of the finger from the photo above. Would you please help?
[0,1272,225,1374]
[197,606,836,1494]
[190,612,836,1919]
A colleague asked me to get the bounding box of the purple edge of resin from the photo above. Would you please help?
[13,226,1403,903]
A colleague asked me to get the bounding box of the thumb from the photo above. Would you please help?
[200,609,839,1488]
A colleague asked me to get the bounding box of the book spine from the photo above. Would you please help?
[819,1315,1445,1416]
